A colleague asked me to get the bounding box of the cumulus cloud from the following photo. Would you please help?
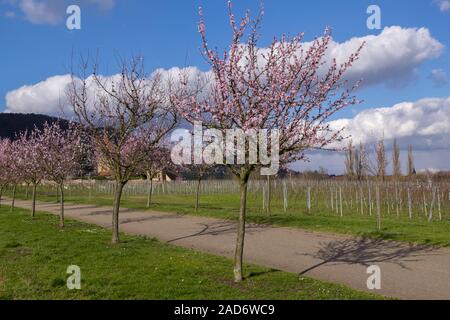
[3,25,449,173]
[291,149,450,175]
[4,74,73,115]
[3,25,444,114]
[291,97,450,174]
[3,66,210,116]
[428,69,448,87]
[325,26,443,87]
[329,97,450,151]
[254,26,443,88]
[5,75,450,173]
[10,0,115,25]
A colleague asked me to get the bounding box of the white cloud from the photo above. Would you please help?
[253,26,443,88]
[13,0,115,25]
[4,75,73,115]
[428,69,448,87]
[291,97,450,174]
[330,97,450,151]
[3,25,445,113]
[292,149,450,175]
[435,0,450,12]
[2,24,448,173]
[3,67,206,116]
[5,77,450,173]
[159,27,444,92]
[326,26,443,87]
[19,0,65,25]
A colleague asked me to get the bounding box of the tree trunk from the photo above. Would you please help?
[111,181,125,244]
[266,176,271,215]
[25,184,29,200]
[0,186,3,208]
[59,184,65,228]
[146,177,153,208]
[31,183,37,218]
[195,178,202,212]
[11,184,17,212]
[234,179,248,283]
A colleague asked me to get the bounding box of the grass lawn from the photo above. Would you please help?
[0,206,382,300]
[8,184,450,247]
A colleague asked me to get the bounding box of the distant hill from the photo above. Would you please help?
[0,113,69,140]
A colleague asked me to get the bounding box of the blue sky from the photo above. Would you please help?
[1,0,449,172]
[1,0,449,113]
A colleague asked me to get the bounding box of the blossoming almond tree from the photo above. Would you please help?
[0,138,12,208]
[176,2,363,282]
[6,140,24,212]
[15,129,45,217]
[184,135,215,212]
[67,56,178,244]
[37,122,83,228]
[138,145,175,208]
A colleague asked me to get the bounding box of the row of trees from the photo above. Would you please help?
[0,123,83,227]
[345,138,416,181]
[0,1,363,283]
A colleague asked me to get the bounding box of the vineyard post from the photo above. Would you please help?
[395,183,399,217]
[335,188,339,215]
[437,188,442,221]
[360,186,364,215]
[283,180,288,213]
[262,185,266,212]
[330,188,334,211]
[307,186,311,214]
[407,187,413,220]
[428,187,436,222]
[267,176,271,215]
[376,185,381,231]
[423,191,428,217]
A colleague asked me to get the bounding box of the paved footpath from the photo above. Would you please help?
[4,198,450,299]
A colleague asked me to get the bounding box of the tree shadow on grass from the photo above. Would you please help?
[298,237,438,275]
[246,269,280,279]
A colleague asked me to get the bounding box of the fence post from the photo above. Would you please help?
[376,185,381,231]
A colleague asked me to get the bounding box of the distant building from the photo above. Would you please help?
[97,160,181,181]
[151,170,180,182]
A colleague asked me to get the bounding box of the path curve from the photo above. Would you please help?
[5,198,450,300]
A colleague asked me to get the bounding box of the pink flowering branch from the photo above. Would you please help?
[36,122,83,227]
[174,1,364,282]
[67,56,179,244]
